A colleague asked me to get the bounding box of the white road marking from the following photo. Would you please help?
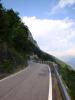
[48,67,52,100]
[0,66,30,82]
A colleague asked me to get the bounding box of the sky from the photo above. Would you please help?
[2,0,75,58]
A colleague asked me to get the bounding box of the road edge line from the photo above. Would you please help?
[0,65,30,82]
[48,67,52,100]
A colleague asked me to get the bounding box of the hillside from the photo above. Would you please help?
[0,2,54,75]
[54,58,75,100]
[61,56,75,70]
[0,1,75,99]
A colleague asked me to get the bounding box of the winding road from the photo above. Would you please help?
[0,62,52,100]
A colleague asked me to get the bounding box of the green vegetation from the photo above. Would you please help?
[55,59,75,100]
[0,1,34,75]
[0,1,75,100]
[0,1,54,76]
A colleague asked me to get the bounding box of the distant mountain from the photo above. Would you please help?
[0,1,75,99]
[61,56,75,70]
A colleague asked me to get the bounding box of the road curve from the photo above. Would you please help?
[0,63,51,100]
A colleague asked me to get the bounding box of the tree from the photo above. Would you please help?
[0,2,7,41]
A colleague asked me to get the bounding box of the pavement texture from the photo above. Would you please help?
[0,63,50,100]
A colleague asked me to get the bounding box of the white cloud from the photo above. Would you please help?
[58,0,75,8]
[51,0,75,14]
[22,16,75,57]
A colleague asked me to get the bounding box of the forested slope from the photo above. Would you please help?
[0,1,54,74]
[0,1,75,99]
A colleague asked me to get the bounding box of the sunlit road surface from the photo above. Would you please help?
[0,63,52,100]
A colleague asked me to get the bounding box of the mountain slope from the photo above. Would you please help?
[0,1,54,74]
[0,2,75,99]
[61,56,75,70]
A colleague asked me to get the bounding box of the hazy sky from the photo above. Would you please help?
[2,0,75,57]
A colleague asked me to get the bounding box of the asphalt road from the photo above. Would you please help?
[0,63,50,100]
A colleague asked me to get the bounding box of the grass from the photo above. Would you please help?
[57,62,75,100]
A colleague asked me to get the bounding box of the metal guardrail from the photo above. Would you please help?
[31,60,71,100]
[53,64,71,100]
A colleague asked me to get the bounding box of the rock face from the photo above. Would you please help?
[28,30,39,48]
